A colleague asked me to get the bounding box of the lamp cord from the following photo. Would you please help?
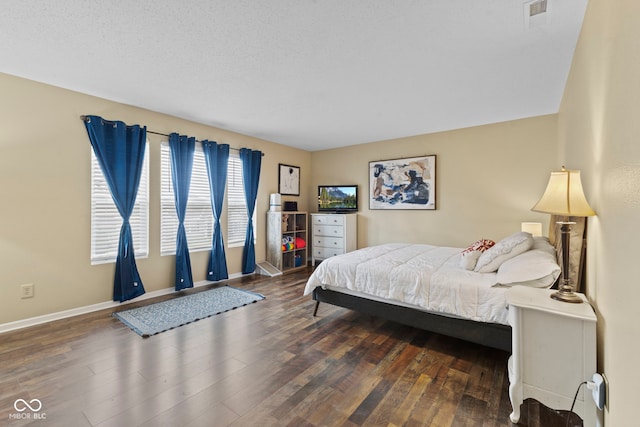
[566,381,588,427]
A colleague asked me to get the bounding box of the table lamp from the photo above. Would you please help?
[531,167,596,303]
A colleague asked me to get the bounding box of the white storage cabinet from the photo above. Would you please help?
[310,213,357,265]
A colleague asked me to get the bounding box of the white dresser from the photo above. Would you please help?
[507,286,599,426]
[310,213,357,265]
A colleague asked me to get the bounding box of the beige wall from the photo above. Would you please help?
[0,73,311,324]
[559,0,640,423]
[310,115,559,249]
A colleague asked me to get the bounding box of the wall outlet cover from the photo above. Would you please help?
[21,284,34,299]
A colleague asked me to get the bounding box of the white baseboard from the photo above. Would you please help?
[0,272,248,334]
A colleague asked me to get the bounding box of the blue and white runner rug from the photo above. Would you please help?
[113,286,265,337]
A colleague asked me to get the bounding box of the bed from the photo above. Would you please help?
[304,232,561,352]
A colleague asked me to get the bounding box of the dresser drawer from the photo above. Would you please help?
[313,236,344,249]
[313,225,344,237]
[313,247,346,259]
[312,214,345,226]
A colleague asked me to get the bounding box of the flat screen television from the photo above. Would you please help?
[318,185,358,213]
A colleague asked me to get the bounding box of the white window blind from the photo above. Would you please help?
[227,154,256,247]
[91,145,149,265]
[160,142,213,256]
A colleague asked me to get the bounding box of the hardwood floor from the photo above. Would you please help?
[0,267,583,426]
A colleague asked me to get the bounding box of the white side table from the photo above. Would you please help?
[507,286,599,426]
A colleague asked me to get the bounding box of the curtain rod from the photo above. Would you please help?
[80,115,250,153]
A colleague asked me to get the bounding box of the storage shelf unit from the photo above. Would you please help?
[267,211,308,274]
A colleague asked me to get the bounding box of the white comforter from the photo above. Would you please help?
[303,243,510,325]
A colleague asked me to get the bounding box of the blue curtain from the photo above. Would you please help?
[169,133,195,291]
[84,115,146,302]
[202,141,230,281]
[240,148,262,274]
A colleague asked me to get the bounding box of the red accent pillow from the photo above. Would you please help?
[461,239,495,254]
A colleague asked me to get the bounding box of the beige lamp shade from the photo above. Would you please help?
[531,167,596,217]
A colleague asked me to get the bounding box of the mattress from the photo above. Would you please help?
[304,243,511,325]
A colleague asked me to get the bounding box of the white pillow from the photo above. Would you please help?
[495,249,561,288]
[474,232,534,273]
[531,236,556,255]
[459,250,483,270]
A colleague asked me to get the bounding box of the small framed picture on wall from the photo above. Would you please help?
[279,164,300,196]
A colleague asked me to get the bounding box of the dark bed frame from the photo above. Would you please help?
[312,287,512,352]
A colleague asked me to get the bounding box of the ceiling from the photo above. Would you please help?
[0,0,588,151]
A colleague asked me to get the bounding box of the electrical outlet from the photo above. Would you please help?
[21,284,34,299]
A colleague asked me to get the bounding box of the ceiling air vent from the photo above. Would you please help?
[529,0,547,17]
[524,0,549,28]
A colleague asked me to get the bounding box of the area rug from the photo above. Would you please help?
[113,286,265,337]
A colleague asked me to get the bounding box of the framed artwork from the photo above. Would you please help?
[278,163,300,196]
[369,155,436,210]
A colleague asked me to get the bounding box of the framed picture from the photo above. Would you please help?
[369,155,436,210]
[278,163,300,196]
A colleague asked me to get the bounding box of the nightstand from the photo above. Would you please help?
[506,286,599,426]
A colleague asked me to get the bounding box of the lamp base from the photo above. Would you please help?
[550,289,583,304]
[550,221,583,304]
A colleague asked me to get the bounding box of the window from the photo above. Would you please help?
[227,154,256,247]
[91,145,149,264]
[160,142,213,255]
